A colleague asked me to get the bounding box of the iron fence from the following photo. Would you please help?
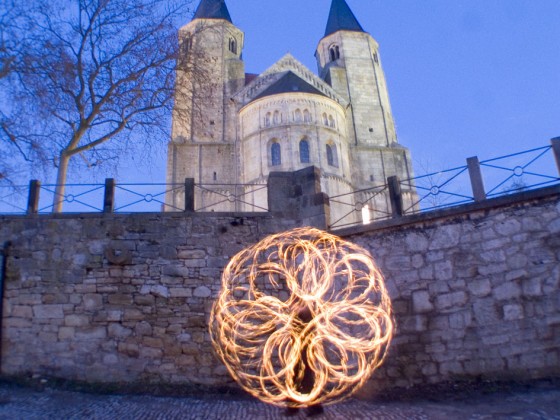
[114,183,186,213]
[328,184,391,229]
[194,183,268,212]
[401,165,474,215]
[480,145,559,197]
[1,141,559,221]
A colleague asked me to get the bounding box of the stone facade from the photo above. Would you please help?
[166,0,416,224]
[1,186,559,392]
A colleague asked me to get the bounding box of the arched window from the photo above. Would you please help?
[178,37,192,67]
[265,112,271,127]
[229,38,237,54]
[273,111,281,124]
[303,109,311,123]
[326,143,338,167]
[299,139,310,164]
[329,45,340,62]
[328,115,335,128]
[323,113,329,126]
[294,109,302,122]
[271,142,281,166]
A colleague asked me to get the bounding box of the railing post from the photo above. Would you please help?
[26,180,41,215]
[388,176,403,217]
[551,137,560,176]
[467,156,486,202]
[184,178,195,212]
[103,178,115,213]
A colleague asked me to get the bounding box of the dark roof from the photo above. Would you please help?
[193,0,232,23]
[253,72,327,101]
[324,0,365,37]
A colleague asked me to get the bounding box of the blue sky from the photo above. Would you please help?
[225,0,560,173]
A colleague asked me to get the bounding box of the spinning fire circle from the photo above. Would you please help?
[209,227,393,407]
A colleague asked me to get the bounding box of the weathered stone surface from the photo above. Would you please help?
[412,290,433,314]
[33,305,64,319]
[193,286,212,298]
[1,190,559,393]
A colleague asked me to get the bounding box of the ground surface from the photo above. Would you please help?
[0,379,559,419]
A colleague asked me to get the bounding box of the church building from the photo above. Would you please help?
[166,0,416,225]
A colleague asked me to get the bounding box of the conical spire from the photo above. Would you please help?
[324,0,365,37]
[193,0,232,23]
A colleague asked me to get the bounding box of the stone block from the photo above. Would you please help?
[439,361,464,376]
[123,309,144,321]
[135,321,153,336]
[58,327,75,340]
[33,305,64,319]
[522,278,542,297]
[495,219,522,236]
[178,250,206,259]
[12,305,33,319]
[434,260,453,281]
[76,327,106,340]
[385,255,411,271]
[467,279,491,297]
[412,290,433,314]
[118,343,140,358]
[143,337,164,348]
[435,291,467,311]
[405,233,429,252]
[449,310,472,329]
[193,286,212,298]
[162,265,190,277]
[184,259,206,268]
[429,225,461,250]
[134,295,155,306]
[473,299,500,326]
[139,347,163,359]
[107,294,133,305]
[493,282,521,301]
[503,303,524,321]
[169,288,192,298]
[84,294,103,310]
[108,323,133,338]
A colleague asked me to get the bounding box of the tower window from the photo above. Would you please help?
[229,38,237,54]
[271,142,281,166]
[265,112,271,127]
[373,53,379,63]
[329,45,340,62]
[326,143,338,168]
[178,37,192,67]
[273,111,280,125]
[299,139,310,164]
[328,115,335,128]
[323,113,329,126]
[303,109,311,123]
[294,109,302,122]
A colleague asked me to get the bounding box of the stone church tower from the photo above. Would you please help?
[166,0,416,226]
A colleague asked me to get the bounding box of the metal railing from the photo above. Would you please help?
[480,145,559,197]
[327,138,560,229]
[401,164,474,215]
[194,183,268,212]
[1,138,559,220]
[328,184,391,229]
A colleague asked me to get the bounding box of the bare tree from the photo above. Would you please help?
[0,0,195,211]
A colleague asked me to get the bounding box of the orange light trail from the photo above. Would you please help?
[209,227,393,407]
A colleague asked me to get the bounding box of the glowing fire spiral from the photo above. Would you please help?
[209,227,393,407]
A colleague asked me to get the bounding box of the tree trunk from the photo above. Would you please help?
[53,152,70,213]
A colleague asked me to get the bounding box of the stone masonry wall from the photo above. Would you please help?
[1,188,559,392]
[345,190,560,393]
